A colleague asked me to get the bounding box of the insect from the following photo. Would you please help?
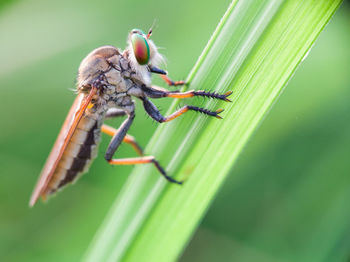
[29,28,232,206]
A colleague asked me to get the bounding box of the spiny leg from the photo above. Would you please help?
[108,156,182,184]
[142,97,224,123]
[101,124,143,155]
[166,90,232,101]
[142,85,232,102]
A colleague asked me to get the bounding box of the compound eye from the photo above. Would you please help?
[131,32,150,65]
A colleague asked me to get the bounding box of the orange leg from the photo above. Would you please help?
[166,90,232,102]
[101,125,182,184]
[162,106,224,122]
[144,85,232,102]
[142,97,225,123]
[101,124,143,155]
[108,155,182,184]
[160,75,186,86]
[102,125,181,183]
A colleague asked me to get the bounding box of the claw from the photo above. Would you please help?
[215,108,224,119]
[224,91,233,102]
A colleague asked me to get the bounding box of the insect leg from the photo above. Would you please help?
[143,86,232,102]
[104,112,180,183]
[147,66,185,86]
[160,75,185,86]
[104,112,135,161]
[101,124,143,155]
[105,108,127,118]
[148,65,167,75]
[166,90,232,101]
[142,97,224,123]
[108,156,182,184]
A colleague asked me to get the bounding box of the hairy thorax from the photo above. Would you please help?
[77,45,150,115]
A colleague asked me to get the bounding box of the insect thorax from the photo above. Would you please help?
[77,45,151,114]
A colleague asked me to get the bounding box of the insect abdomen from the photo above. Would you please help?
[44,114,102,195]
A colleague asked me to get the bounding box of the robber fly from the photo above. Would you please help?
[29,28,232,206]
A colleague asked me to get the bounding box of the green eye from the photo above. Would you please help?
[131,32,150,65]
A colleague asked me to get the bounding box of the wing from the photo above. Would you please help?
[29,87,97,207]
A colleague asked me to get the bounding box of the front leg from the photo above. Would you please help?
[148,65,185,86]
[160,75,185,86]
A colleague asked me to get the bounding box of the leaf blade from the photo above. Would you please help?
[84,0,342,261]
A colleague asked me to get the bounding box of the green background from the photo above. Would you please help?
[0,0,349,261]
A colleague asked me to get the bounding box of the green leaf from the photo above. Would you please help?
[84,0,342,261]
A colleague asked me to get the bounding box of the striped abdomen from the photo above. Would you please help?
[44,113,103,195]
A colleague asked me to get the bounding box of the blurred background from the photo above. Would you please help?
[0,0,349,261]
